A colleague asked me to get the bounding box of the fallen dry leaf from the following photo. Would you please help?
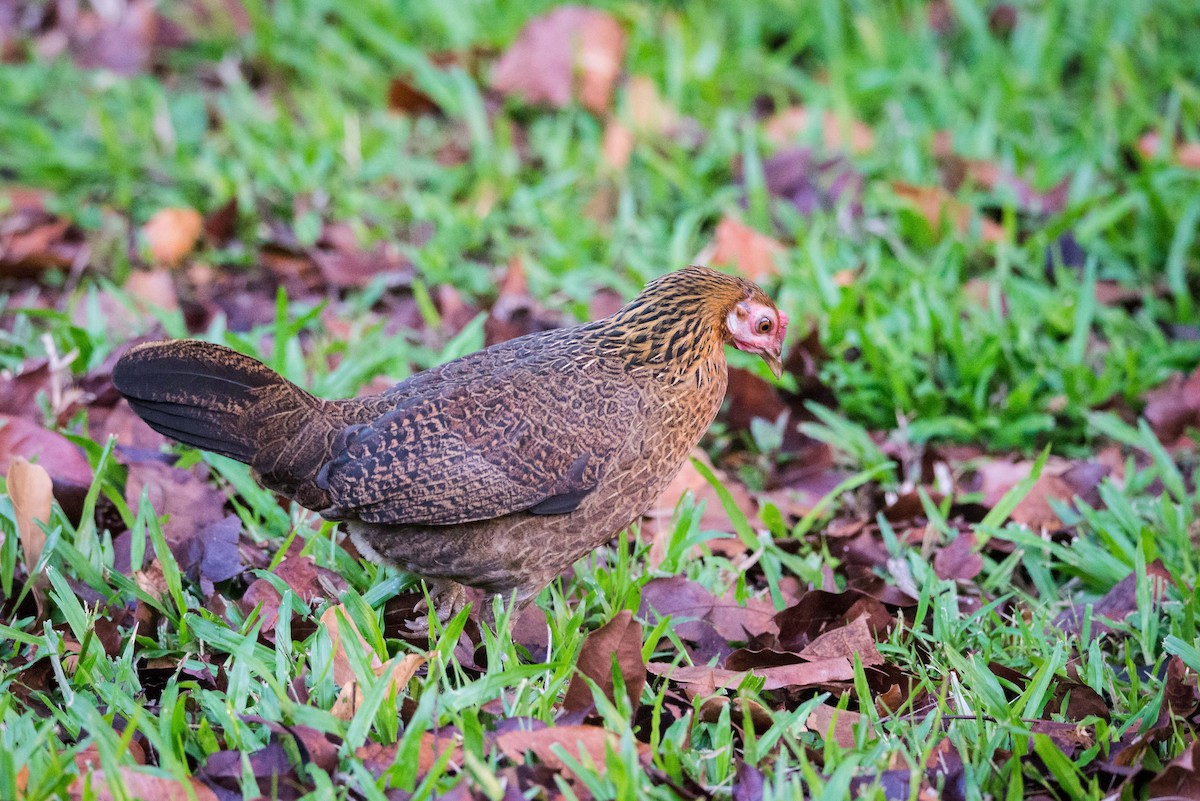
[357,732,463,779]
[933,132,1068,214]
[1055,561,1172,637]
[125,269,180,312]
[68,769,220,801]
[322,604,425,720]
[491,6,626,115]
[703,216,784,282]
[760,149,864,221]
[7,457,52,571]
[387,76,440,115]
[797,615,884,666]
[141,207,203,267]
[495,724,650,778]
[1143,366,1200,447]
[602,119,635,171]
[806,703,873,748]
[626,75,676,135]
[933,531,984,582]
[562,610,645,715]
[977,458,1108,530]
[892,182,1006,243]
[0,415,93,486]
[646,658,856,692]
[1138,131,1200,171]
[764,106,874,154]
[0,209,83,277]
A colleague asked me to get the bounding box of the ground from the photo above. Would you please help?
[1,1,1199,799]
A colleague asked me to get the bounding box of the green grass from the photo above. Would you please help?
[1,0,1199,798]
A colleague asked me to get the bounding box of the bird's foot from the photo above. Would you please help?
[405,580,469,634]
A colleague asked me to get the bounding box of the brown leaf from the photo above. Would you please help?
[322,604,425,720]
[1139,131,1200,171]
[977,458,1108,530]
[66,0,158,76]
[0,415,93,486]
[797,615,884,666]
[764,106,874,154]
[625,75,677,135]
[484,257,563,346]
[806,703,872,748]
[495,724,650,778]
[387,77,440,115]
[776,589,894,652]
[563,610,645,715]
[601,119,635,171]
[699,695,775,731]
[141,208,203,267]
[68,769,220,801]
[0,211,82,276]
[705,216,784,282]
[1055,561,1172,636]
[1144,366,1200,447]
[892,182,1006,243]
[646,658,856,692]
[933,532,983,581]
[491,6,626,115]
[639,576,779,644]
[357,732,462,779]
[759,149,864,219]
[125,461,228,567]
[125,269,180,312]
[0,359,52,419]
[7,457,52,571]
[1147,739,1200,799]
[933,133,1068,214]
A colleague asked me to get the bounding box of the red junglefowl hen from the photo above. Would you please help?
[112,265,787,622]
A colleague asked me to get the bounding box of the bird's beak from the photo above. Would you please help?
[763,350,783,380]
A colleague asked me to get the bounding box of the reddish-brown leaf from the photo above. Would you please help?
[495,724,650,778]
[0,359,52,419]
[68,769,220,801]
[892,182,1006,243]
[704,216,784,282]
[933,532,983,582]
[646,658,856,692]
[797,615,885,666]
[976,458,1108,530]
[0,415,93,486]
[1144,366,1200,447]
[387,77,440,115]
[490,6,626,115]
[562,610,645,715]
[1147,739,1200,799]
[141,208,203,267]
[806,703,872,748]
[764,106,874,154]
[1055,561,1172,636]
[357,732,462,780]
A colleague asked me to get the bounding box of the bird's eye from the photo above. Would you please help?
[756,317,772,334]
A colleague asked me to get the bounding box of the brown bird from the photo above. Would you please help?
[112,266,787,622]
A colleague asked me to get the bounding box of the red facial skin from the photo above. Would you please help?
[726,300,788,378]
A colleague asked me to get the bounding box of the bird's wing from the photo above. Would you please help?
[314,347,642,526]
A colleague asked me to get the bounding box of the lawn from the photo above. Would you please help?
[1,0,1200,799]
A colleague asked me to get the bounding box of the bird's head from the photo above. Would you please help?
[725,290,788,378]
[613,265,788,378]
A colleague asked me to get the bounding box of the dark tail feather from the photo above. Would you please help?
[112,340,315,465]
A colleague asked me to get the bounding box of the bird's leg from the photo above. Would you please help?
[406,579,469,632]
